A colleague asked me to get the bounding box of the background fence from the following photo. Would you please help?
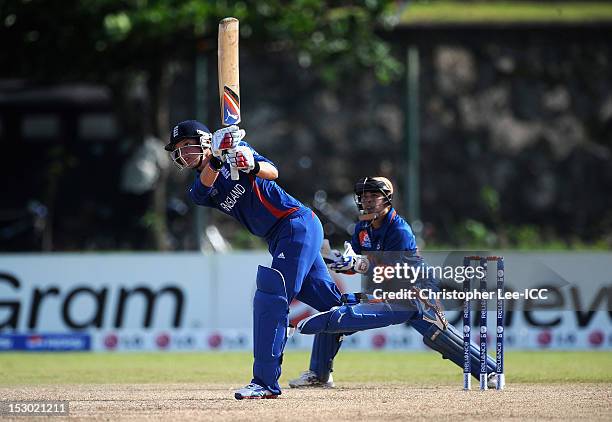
[1,251,609,351]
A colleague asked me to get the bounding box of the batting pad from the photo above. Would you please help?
[252,266,289,395]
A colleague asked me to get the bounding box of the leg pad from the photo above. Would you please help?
[252,266,289,395]
[420,323,496,380]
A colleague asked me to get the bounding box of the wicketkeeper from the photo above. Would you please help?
[289,177,501,388]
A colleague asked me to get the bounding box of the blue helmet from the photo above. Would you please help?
[165,120,212,151]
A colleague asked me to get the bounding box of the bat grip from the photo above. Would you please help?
[229,147,240,180]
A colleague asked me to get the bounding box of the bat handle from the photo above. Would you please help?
[229,147,240,180]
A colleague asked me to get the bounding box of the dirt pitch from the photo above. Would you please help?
[1,383,610,421]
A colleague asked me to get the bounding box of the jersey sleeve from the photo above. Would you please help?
[188,174,214,207]
[241,141,276,168]
[384,226,417,253]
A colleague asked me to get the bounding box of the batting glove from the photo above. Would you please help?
[211,125,246,159]
[227,145,255,173]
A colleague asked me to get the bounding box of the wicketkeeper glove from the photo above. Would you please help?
[320,239,342,264]
[327,241,370,274]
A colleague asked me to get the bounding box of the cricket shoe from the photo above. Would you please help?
[234,383,278,400]
[288,370,335,388]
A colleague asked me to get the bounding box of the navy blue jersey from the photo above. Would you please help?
[188,141,305,238]
[350,208,417,254]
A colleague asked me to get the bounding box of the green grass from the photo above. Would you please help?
[400,1,612,24]
[1,351,611,385]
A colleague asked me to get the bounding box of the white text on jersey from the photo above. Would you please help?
[220,184,246,212]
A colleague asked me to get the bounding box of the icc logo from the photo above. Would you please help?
[497,269,504,277]
[480,326,487,334]
[497,326,504,334]
[463,325,470,334]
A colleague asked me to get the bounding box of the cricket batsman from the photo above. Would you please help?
[289,177,501,389]
[165,120,343,399]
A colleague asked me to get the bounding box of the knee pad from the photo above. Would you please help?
[256,265,287,296]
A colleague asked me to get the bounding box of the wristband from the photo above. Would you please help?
[209,156,223,171]
[250,160,261,175]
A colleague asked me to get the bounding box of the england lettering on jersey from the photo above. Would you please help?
[188,140,305,238]
[220,184,246,212]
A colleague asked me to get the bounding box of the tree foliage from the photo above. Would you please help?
[1,0,402,85]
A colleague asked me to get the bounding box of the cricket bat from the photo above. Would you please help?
[218,17,241,181]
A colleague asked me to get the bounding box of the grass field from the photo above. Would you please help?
[1,350,611,385]
[1,351,611,420]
